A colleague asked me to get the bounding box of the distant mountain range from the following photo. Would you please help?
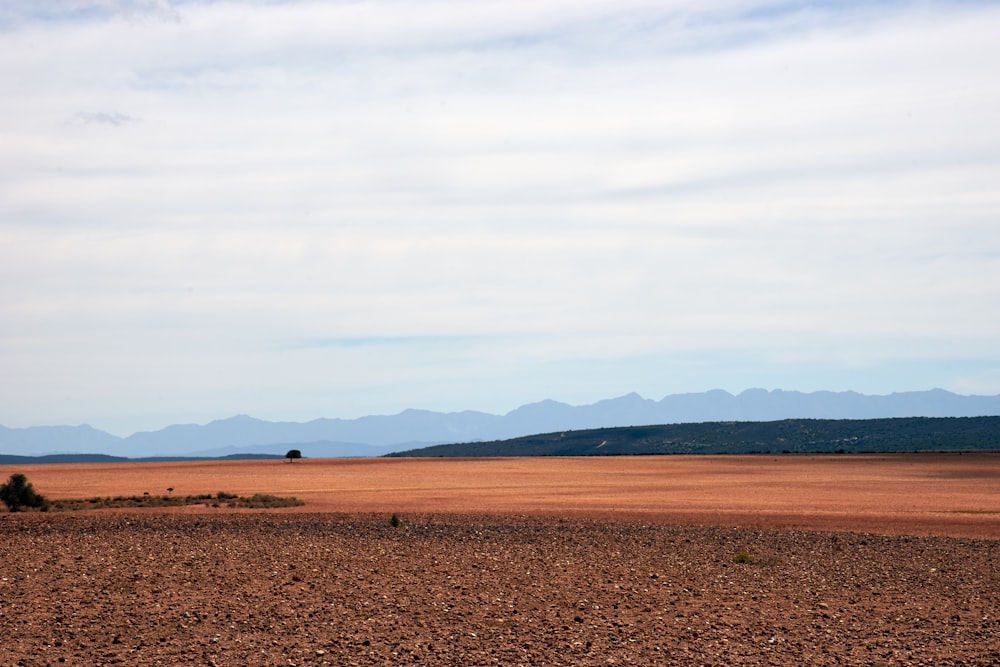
[2,388,1000,460]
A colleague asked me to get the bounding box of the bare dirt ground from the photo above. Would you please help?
[1,454,998,665]
[5,454,999,537]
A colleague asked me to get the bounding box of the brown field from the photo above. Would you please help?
[4,453,999,537]
[2,454,998,665]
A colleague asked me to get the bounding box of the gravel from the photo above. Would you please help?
[1,512,997,666]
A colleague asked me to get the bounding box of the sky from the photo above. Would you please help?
[2,0,1000,436]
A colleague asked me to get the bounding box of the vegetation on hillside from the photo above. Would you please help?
[387,416,1000,457]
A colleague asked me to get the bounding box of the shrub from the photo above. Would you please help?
[43,491,302,511]
[0,473,49,512]
[230,494,305,509]
[390,513,401,527]
[733,551,755,564]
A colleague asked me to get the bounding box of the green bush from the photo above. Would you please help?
[0,473,49,512]
[230,494,305,509]
[47,491,302,511]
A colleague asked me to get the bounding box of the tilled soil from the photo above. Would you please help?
[1,512,997,666]
[8,455,1000,539]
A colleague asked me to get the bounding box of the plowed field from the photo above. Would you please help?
[4,454,999,537]
[2,455,998,665]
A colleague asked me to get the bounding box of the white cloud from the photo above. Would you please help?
[71,110,138,125]
[2,0,1000,433]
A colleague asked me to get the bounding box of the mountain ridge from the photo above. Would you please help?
[387,416,1000,457]
[3,388,1000,458]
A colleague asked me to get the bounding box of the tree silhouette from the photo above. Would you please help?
[1,473,48,512]
[285,449,302,463]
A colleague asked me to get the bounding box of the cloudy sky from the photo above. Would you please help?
[2,0,999,435]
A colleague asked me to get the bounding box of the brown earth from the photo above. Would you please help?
[4,454,999,537]
[1,455,998,665]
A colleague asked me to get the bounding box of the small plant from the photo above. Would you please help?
[0,473,49,512]
[47,492,303,511]
[390,513,401,527]
[733,551,755,564]
[229,494,305,509]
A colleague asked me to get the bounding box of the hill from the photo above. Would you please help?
[387,416,1000,457]
[3,389,1000,458]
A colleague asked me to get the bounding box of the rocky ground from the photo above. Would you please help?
[1,512,997,666]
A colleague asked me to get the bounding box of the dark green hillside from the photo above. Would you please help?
[386,416,1000,457]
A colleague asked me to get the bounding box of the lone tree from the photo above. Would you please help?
[0,473,48,512]
[285,449,302,463]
